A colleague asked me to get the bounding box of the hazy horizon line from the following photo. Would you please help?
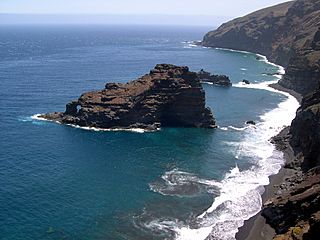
[0,13,232,27]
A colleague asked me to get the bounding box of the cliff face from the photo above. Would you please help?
[41,64,216,130]
[279,27,320,96]
[290,90,320,170]
[203,0,320,96]
[203,1,294,65]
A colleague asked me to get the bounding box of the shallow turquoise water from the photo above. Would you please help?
[0,25,286,240]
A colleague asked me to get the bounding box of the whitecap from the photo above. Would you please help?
[149,169,221,197]
[170,51,299,240]
[228,125,248,131]
[214,47,252,55]
[31,114,158,133]
[218,126,228,131]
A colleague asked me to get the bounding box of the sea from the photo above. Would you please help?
[0,25,299,240]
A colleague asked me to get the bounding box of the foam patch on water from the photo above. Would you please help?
[149,169,220,197]
[256,53,285,75]
[215,48,285,76]
[147,50,299,239]
[215,47,252,55]
[30,114,157,133]
[172,86,298,239]
[218,126,228,131]
[182,41,199,49]
[218,125,252,132]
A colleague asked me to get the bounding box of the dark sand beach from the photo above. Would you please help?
[237,86,302,240]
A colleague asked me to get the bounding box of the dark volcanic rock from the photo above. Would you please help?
[202,1,295,66]
[201,1,320,238]
[279,27,320,96]
[41,64,216,130]
[242,79,250,85]
[262,169,320,236]
[196,69,232,86]
[202,0,320,97]
[245,120,256,125]
[290,89,320,171]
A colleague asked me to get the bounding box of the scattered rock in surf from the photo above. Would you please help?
[263,72,282,76]
[242,79,250,84]
[40,64,217,131]
[246,120,256,125]
[197,69,232,87]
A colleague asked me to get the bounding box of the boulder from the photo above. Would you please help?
[197,69,232,87]
[246,120,256,125]
[242,79,250,84]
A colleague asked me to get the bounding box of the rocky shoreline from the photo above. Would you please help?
[236,94,301,240]
[202,0,320,239]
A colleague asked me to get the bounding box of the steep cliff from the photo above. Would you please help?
[290,90,320,170]
[202,0,320,239]
[203,0,320,96]
[41,64,216,130]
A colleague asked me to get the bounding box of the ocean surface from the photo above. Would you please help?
[0,25,299,240]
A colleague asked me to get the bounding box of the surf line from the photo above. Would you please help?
[173,48,299,240]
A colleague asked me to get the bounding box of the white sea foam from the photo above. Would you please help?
[228,125,249,131]
[150,49,300,240]
[182,40,203,49]
[218,125,251,132]
[172,87,298,239]
[215,48,285,76]
[215,47,253,55]
[218,126,228,131]
[31,114,157,133]
[201,81,214,85]
[255,53,285,75]
[240,68,247,71]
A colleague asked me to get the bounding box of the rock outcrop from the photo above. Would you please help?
[202,0,320,96]
[290,90,320,171]
[279,27,320,96]
[196,69,232,86]
[262,168,320,238]
[202,1,295,66]
[41,64,216,130]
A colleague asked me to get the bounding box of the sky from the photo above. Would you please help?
[0,0,291,25]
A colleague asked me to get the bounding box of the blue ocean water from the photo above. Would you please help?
[0,25,294,240]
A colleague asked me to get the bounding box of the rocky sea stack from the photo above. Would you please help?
[197,69,232,86]
[202,0,320,239]
[41,64,216,131]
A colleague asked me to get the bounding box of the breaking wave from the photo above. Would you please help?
[144,50,299,240]
[30,114,156,133]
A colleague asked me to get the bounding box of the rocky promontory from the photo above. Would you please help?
[41,64,216,131]
[202,0,320,96]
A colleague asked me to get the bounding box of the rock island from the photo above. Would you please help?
[41,64,216,131]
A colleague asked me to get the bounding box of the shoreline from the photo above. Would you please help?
[212,46,302,240]
[269,83,302,104]
[30,114,159,133]
[236,84,301,240]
